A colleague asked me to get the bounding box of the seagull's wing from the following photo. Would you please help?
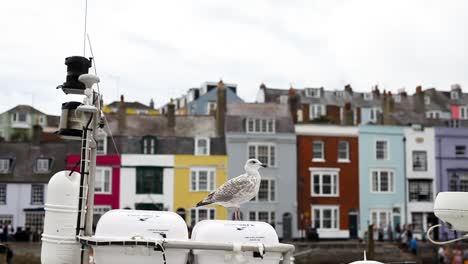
[211,173,251,203]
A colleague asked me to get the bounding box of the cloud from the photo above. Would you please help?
[1,0,467,114]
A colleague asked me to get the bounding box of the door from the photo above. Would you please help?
[283,213,292,240]
[348,213,358,238]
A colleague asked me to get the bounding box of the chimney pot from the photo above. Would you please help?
[416,86,422,93]
[167,101,175,128]
[120,94,124,103]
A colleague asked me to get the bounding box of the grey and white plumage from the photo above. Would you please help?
[196,159,266,208]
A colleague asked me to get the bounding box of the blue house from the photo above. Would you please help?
[187,82,243,115]
[358,125,406,238]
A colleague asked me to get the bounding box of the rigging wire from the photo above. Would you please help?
[87,34,121,156]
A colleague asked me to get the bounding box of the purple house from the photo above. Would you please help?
[435,127,468,239]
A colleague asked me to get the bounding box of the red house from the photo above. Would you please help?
[296,124,359,239]
[67,154,121,226]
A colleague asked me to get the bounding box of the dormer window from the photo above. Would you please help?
[142,136,156,154]
[206,102,217,114]
[305,88,321,98]
[195,137,210,155]
[460,106,468,120]
[0,159,11,173]
[335,91,345,97]
[36,158,52,173]
[424,96,431,105]
[309,104,326,119]
[451,91,460,100]
[246,118,275,133]
[12,112,27,123]
[96,129,107,155]
[363,93,373,100]
[394,94,401,103]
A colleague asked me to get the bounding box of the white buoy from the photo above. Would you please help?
[41,171,83,264]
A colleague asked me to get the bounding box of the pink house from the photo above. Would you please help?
[67,155,121,226]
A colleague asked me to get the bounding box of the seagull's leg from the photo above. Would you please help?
[236,208,240,221]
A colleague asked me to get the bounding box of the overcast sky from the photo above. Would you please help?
[1,0,467,115]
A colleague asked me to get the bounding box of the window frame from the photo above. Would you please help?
[142,136,157,155]
[251,178,276,202]
[370,209,392,229]
[455,145,466,157]
[370,169,395,193]
[0,184,6,205]
[408,179,433,202]
[412,151,428,171]
[248,211,276,225]
[136,167,164,194]
[375,140,389,160]
[0,158,12,174]
[460,106,468,120]
[31,184,44,205]
[337,141,350,162]
[245,118,275,134]
[312,140,325,162]
[96,129,108,155]
[247,143,276,167]
[309,104,326,119]
[310,168,340,197]
[190,207,215,226]
[190,167,216,192]
[311,205,339,230]
[195,137,210,156]
[206,102,217,114]
[35,158,51,173]
[95,166,112,194]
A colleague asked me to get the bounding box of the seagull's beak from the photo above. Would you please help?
[261,163,267,168]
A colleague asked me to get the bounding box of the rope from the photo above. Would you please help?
[426,224,468,245]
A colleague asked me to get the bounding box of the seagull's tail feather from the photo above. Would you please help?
[196,193,214,207]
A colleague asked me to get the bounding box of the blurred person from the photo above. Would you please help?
[409,237,417,255]
[463,248,468,264]
[445,246,453,264]
[0,221,4,242]
[453,246,463,264]
[439,246,446,264]
[4,244,13,264]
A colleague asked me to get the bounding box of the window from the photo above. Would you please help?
[311,169,339,196]
[451,91,460,100]
[375,140,388,160]
[12,112,27,122]
[206,102,217,114]
[252,179,276,202]
[0,185,6,204]
[190,208,215,226]
[0,159,11,173]
[371,170,394,193]
[369,108,381,122]
[96,130,107,155]
[449,172,468,192]
[409,180,433,202]
[424,96,431,105]
[426,111,441,119]
[246,118,275,133]
[279,95,289,104]
[31,184,44,205]
[312,141,324,161]
[460,107,468,120]
[136,167,163,194]
[312,206,339,230]
[95,167,112,194]
[248,211,275,225]
[309,104,326,119]
[370,209,392,229]
[305,88,321,98]
[190,168,216,192]
[412,213,423,233]
[25,211,44,232]
[338,141,349,161]
[363,93,373,100]
[248,143,276,167]
[394,94,401,103]
[195,137,210,155]
[135,203,163,211]
[36,158,50,173]
[0,215,13,225]
[450,119,461,128]
[456,145,466,157]
[412,151,427,171]
[142,136,156,154]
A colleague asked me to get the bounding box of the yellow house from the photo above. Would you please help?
[174,155,228,227]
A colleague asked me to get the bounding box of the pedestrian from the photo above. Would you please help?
[439,246,446,264]
[5,244,13,264]
[409,237,417,255]
[444,246,453,264]
[453,246,463,264]
[401,226,408,249]
[0,221,4,242]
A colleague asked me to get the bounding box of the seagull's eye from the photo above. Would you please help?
[250,161,255,164]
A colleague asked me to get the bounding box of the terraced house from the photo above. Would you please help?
[225,102,298,239]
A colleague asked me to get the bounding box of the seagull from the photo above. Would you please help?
[196,159,267,220]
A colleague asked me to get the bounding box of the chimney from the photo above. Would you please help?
[216,80,227,136]
[382,91,395,125]
[149,98,154,109]
[343,103,354,126]
[413,85,425,113]
[32,125,42,145]
[167,99,175,128]
[288,87,300,123]
[344,84,353,94]
[118,94,127,135]
[373,85,380,97]
[398,88,407,97]
[260,83,266,90]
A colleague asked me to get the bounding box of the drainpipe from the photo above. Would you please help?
[403,136,408,228]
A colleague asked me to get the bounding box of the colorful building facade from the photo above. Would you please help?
[359,125,406,238]
[173,155,228,227]
[296,124,359,239]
